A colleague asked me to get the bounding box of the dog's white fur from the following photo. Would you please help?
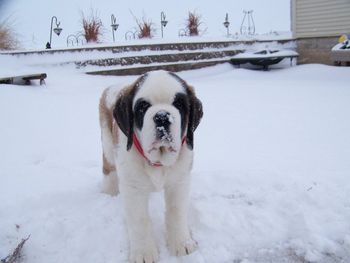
[99,71,200,263]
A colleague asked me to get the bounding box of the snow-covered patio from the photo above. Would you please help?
[1,63,350,262]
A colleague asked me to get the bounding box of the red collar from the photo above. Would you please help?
[132,133,186,167]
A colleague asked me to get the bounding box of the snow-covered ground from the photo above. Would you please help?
[1,60,350,262]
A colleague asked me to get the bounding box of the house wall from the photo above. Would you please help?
[292,0,350,38]
[291,0,350,65]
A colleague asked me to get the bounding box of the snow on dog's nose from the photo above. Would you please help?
[153,110,171,127]
[153,110,173,141]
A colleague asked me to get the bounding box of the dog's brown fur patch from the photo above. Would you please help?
[99,89,118,176]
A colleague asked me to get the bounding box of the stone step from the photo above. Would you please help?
[1,39,295,76]
[86,59,230,76]
[3,39,293,56]
[76,50,240,68]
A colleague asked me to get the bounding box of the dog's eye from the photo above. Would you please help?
[173,93,188,112]
[134,99,151,115]
[173,99,183,110]
[173,93,189,135]
[134,99,151,129]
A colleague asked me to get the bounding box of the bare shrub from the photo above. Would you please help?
[0,18,19,50]
[81,9,103,43]
[137,18,154,39]
[186,11,202,36]
[130,11,155,39]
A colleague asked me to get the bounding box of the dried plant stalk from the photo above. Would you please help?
[81,9,103,43]
[0,18,19,50]
[137,19,153,39]
[1,235,30,263]
[186,11,202,36]
[130,11,154,39]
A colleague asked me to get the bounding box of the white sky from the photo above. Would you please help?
[1,0,291,49]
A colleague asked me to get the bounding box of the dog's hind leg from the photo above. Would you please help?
[99,89,119,196]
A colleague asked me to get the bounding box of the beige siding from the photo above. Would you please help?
[292,0,350,38]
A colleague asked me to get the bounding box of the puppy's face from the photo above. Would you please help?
[114,71,203,167]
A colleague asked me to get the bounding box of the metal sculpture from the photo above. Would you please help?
[240,10,255,35]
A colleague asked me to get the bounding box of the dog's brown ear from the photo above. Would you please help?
[113,74,147,150]
[186,85,203,150]
[113,86,135,150]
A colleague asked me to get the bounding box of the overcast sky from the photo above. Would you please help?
[0,0,291,49]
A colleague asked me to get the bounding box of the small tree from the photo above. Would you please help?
[81,9,103,43]
[186,11,202,36]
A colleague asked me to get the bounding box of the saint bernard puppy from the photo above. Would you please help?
[99,70,203,262]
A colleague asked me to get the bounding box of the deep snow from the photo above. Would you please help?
[1,61,350,262]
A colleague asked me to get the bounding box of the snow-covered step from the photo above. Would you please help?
[86,58,230,76]
[3,39,293,56]
[1,39,296,75]
[76,50,240,68]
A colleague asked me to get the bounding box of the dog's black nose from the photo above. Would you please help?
[153,111,171,128]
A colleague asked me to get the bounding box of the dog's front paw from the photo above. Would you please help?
[130,243,158,263]
[168,237,198,256]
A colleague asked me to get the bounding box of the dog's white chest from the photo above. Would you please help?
[145,166,166,191]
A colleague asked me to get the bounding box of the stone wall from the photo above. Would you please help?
[4,39,294,56]
[296,37,338,65]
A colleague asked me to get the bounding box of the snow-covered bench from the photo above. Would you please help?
[0,73,47,85]
[230,49,299,70]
